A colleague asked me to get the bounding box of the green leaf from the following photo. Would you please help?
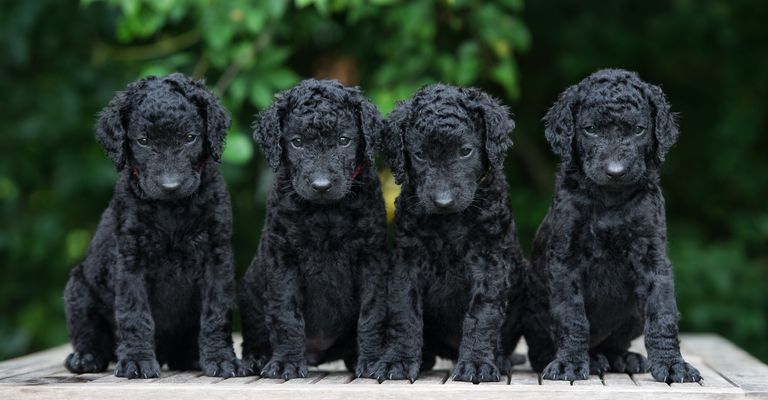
[222,131,254,165]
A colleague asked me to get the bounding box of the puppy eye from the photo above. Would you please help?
[290,138,303,149]
[413,151,425,161]
[460,147,473,158]
[633,125,646,136]
[338,136,351,147]
[185,133,198,144]
[136,137,149,147]
[582,126,598,137]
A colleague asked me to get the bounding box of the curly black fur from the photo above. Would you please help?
[519,69,701,383]
[373,84,525,383]
[239,79,389,380]
[63,73,242,379]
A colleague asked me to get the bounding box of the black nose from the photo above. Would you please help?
[606,162,626,178]
[311,178,332,193]
[160,176,181,192]
[433,193,455,209]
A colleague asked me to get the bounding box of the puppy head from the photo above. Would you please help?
[253,79,382,204]
[96,73,230,200]
[383,84,514,214]
[544,69,678,188]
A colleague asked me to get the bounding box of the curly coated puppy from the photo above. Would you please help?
[239,79,388,380]
[63,73,242,379]
[522,69,701,383]
[373,84,525,383]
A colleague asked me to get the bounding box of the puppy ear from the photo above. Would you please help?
[642,82,679,164]
[166,73,231,163]
[543,85,578,163]
[253,93,287,171]
[462,88,514,169]
[96,86,133,170]
[382,99,411,184]
[345,86,383,164]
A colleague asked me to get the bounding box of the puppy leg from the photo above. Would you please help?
[452,255,508,383]
[644,250,701,383]
[354,252,388,378]
[239,271,271,375]
[371,253,423,382]
[541,264,590,381]
[64,266,114,373]
[260,252,309,380]
[198,228,243,377]
[112,232,160,380]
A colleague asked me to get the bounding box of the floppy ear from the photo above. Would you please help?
[382,99,412,184]
[641,82,679,165]
[165,73,230,163]
[253,93,287,171]
[462,88,514,169]
[543,85,578,163]
[96,86,133,170]
[345,86,383,164]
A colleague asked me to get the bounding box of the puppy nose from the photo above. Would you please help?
[433,192,455,209]
[311,178,332,193]
[160,175,181,192]
[606,162,626,178]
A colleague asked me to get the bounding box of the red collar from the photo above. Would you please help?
[351,164,363,181]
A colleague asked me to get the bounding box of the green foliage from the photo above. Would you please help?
[1,0,766,364]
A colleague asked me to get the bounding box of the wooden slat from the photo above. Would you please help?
[314,372,354,385]
[683,334,768,396]
[602,373,636,387]
[412,370,448,385]
[348,377,379,384]
[508,371,539,385]
[213,376,260,385]
[282,371,325,385]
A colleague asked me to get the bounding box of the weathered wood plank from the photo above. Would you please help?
[282,372,325,385]
[602,373,636,387]
[683,334,768,396]
[314,372,354,385]
[508,371,539,385]
[412,370,448,385]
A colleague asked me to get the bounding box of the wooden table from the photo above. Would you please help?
[1,334,766,399]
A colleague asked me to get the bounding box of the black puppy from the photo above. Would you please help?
[63,74,242,378]
[239,79,388,380]
[523,69,701,383]
[374,84,525,383]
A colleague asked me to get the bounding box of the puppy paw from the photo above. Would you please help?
[541,358,589,381]
[649,359,701,383]
[370,358,420,382]
[65,352,108,373]
[114,358,161,379]
[589,353,610,375]
[201,356,246,377]
[241,354,269,376]
[452,359,502,384]
[260,358,308,380]
[354,357,379,379]
[608,351,648,374]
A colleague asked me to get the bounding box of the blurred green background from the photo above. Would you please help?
[1,0,766,362]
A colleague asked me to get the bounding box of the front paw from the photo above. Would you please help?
[649,359,701,383]
[355,357,379,379]
[589,353,610,375]
[370,357,420,382]
[608,351,648,374]
[201,356,246,377]
[260,358,308,380]
[114,357,161,379]
[65,352,108,373]
[242,354,269,376]
[542,358,589,381]
[452,359,501,384]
